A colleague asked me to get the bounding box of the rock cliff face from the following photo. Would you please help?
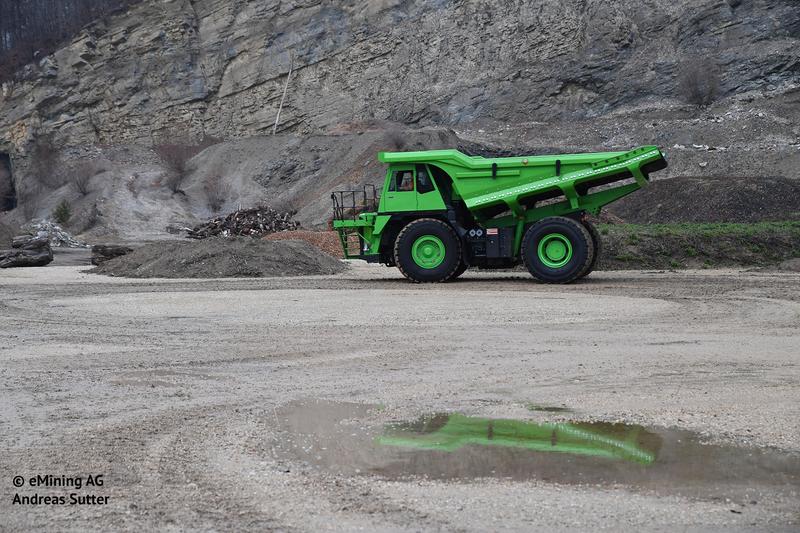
[1,0,798,150]
[0,0,798,237]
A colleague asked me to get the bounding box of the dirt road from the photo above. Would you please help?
[1,264,798,531]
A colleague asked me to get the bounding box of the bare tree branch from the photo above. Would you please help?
[273,53,294,135]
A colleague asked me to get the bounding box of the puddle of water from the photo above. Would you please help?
[273,401,800,502]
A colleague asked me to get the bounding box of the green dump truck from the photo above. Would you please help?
[332,146,667,283]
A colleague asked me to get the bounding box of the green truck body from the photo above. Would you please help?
[332,146,667,283]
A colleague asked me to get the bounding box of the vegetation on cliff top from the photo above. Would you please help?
[0,0,141,81]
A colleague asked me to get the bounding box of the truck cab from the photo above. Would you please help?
[379,164,447,214]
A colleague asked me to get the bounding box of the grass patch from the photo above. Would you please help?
[614,253,639,262]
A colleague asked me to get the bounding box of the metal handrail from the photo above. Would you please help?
[331,185,378,221]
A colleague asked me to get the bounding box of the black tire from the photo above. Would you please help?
[576,220,601,279]
[394,218,462,283]
[446,260,469,281]
[521,216,594,284]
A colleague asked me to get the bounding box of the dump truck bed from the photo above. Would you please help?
[379,145,666,213]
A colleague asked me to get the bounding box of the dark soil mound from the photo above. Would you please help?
[608,176,800,223]
[90,237,347,278]
[597,222,800,270]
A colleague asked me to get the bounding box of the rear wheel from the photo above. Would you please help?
[394,218,462,283]
[522,216,594,283]
[446,260,469,281]
[576,220,601,279]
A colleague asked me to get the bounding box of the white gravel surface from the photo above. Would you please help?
[1,264,798,531]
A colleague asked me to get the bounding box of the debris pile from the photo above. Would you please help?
[0,234,53,268]
[92,244,135,266]
[91,237,347,278]
[22,220,88,248]
[187,206,299,239]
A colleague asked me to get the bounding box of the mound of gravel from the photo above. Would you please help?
[90,237,347,278]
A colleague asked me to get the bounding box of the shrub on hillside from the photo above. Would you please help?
[52,199,72,225]
[154,135,221,194]
[67,159,107,196]
[203,174,230,213]
[29,135,61,189]
[678,58,721,107]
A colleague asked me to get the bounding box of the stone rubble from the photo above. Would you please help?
[0,233,53,268]
[22,220,89,248]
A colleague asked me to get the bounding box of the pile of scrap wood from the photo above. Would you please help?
[186,206,299,239]
[0,234,53,268]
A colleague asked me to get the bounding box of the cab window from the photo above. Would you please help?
[388,170,414,192]
[416,165,435,194]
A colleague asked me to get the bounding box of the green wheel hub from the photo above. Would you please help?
[411,235,446,269]
[537,233,573,268]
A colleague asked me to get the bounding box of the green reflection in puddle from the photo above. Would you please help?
[378,414,659,465]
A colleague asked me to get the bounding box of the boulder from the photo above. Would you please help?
[1,234,54,268]
[0,248,53,269]
[12,235,50,250]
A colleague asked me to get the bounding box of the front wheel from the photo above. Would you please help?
[394,218,462,283]
[522,216,594,284]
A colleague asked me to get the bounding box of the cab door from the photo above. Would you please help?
[415,164,446,212]
[380,165,417,212]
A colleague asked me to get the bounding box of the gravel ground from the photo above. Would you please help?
[1,264,798,531]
